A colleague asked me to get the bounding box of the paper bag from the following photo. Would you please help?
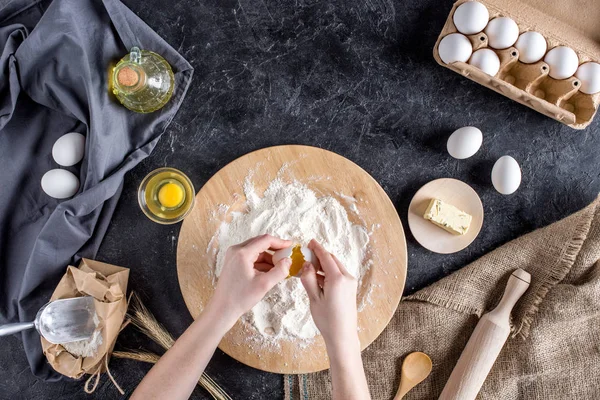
[40,259,129,379]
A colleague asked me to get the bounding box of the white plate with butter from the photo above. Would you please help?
[408,178,483,254]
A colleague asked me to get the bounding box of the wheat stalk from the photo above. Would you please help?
[128,294,175,349]
[113,350,160,364]
[120,294,232,400]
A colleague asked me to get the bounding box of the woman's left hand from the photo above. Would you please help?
[207,234,292,327]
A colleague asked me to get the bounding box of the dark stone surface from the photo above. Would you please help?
[1,0,599,398]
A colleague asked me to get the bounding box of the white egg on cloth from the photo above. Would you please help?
[447,126,483,159]
[453,1,489,35]
[469,48,500,76]
[52,132,85,166]
[41,169,80,199]
[544,46,579,80]
[514,31,547,64]
[438,33,473,64]
[491,156,521,195]
[575,62,600,94]
[484,17,519,49]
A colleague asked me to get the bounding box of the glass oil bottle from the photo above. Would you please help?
[111,47,175,113]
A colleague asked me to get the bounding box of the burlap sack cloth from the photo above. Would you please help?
[40,259,129,393]
[285,197,600,399]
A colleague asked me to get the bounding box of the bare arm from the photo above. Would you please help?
[131,234,292,400]
[130,301,235,400]
[301,240,371,400]
[326,335,369,400]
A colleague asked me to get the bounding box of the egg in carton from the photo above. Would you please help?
[433,0,600,130]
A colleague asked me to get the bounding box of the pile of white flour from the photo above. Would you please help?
[213,176,370,343]
[62,313,102,358]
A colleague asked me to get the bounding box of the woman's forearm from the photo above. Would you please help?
[326,335,371,400]
[131,302,237,400]
[131,235,292,399]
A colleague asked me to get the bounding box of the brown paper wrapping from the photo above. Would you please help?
[40,259,129,379]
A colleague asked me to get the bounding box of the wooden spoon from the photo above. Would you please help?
[394,352,433,400]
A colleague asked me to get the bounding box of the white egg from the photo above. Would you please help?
[491,156,521,195]
[52,132,85,167]
[468,49,500,76]
[438,33,473,65]
[544,46,579,80]
[484,17,519,49]
[41,169,80,199]
[447,126,483,159]
[514,31,547,64]
[453,1,489,35]
[575,62,600,94]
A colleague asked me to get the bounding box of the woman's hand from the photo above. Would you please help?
[207,234,292,328]
[300,239,370,400]
[300,239,359,346]
[132,234,291,400]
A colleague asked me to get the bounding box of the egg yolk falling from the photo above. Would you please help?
[158,182,184,208]
[288,245,305,278]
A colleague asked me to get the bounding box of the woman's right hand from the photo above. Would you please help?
[301,240,372,400]
[300,239,359,346]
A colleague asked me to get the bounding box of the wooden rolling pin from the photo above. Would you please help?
[439,268,531,400]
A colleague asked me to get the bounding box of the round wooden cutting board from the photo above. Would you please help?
[176,145,407,374]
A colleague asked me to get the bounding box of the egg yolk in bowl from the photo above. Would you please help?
[158,182,184,208]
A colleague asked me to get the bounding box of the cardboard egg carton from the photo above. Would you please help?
[433,0,600,129]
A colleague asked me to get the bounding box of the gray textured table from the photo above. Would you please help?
[1,0,599,398]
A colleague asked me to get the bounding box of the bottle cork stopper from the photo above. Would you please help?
[117,66,139,87]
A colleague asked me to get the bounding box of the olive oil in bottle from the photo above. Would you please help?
[111,47,175,113]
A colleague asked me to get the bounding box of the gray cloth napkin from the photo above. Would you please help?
[0,0,193,380]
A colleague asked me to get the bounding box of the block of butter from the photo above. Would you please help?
[423,198,472,235]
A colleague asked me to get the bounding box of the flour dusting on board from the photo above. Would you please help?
[210,168,371,345]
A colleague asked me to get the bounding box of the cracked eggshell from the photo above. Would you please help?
[484,17,519,49]
[491,156,521,195]
[469,48,500,76]
[544,46,579,80]
[299,247,319,269]
[514,31,547,64]
[453,1,489,35]
[438,33,473,64]
[447,126,483,159]
[575,62,600,94]
[272,246,293,265]
[272,245,320,272]
[41,169,80,199]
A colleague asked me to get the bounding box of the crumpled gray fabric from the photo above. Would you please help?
[0,0,193,380]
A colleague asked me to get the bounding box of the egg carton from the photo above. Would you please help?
[433,0,600,129]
